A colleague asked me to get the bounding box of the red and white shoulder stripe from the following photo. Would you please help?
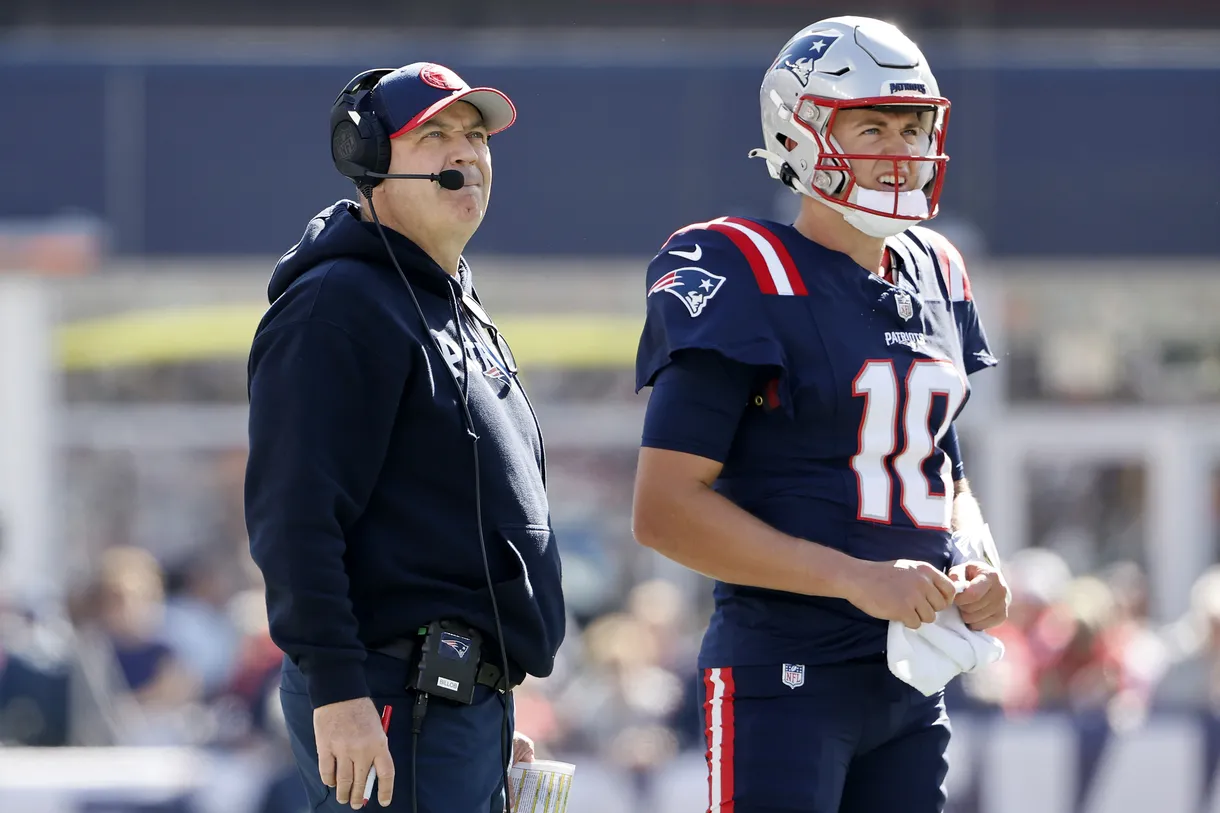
[910,226,973,302]
[667,216,807,297]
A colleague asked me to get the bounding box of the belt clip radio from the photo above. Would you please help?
[410,620,483,706]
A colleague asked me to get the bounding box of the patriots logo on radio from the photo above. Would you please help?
[648,266,726,318]
[440,633,472,660]
[772,32,841,87]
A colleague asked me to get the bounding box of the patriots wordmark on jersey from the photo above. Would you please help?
[636,214,997,667]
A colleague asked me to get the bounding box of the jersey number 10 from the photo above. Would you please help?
[851,359,967,530]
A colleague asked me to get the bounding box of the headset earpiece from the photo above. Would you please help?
[329,69,395,187]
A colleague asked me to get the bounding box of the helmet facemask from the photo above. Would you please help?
[762,95,950,237]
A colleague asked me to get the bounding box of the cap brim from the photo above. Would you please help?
[388,87,517,139]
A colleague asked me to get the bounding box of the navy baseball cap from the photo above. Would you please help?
[371,62,516,139]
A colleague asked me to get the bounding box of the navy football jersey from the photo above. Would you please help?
[635,216,997,668]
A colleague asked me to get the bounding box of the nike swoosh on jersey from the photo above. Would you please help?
[668,244,702,261]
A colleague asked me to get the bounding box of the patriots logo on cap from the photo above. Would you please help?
[772,32,841,87]
[420,63,466,91]
[648,266,726,318]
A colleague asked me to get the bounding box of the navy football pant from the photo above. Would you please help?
[701,659,950,813]
[280,653,513,813]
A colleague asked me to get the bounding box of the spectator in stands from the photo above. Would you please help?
[1096,561,1168,727]
[91,547,200,710]
[1153,566,1220,712]
[966,547,1073,715]
[1037,576,1126,713]
[161,551,241,697]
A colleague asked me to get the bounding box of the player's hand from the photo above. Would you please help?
[512,731,536,764]
[949,561,1010,631]
[845,559,957,630]
[313,696,394,809]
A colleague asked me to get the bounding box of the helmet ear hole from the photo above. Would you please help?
[774,132,798,152]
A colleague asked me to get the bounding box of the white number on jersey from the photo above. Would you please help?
[850,359,967,529]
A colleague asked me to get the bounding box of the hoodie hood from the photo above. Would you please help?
[269,200,470,304]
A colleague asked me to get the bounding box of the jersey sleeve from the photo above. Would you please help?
[641,349,757,463]
[939,422,966,482]
[911,227,999,376]
[956,298,998,376]
[635,225,787,393]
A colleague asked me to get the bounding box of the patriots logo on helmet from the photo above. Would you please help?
[772,32,841,87]
[648,266,726,318]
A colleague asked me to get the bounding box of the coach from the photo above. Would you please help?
[245,62,565,812]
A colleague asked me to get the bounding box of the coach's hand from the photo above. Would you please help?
[512,731,536,764]
[846,559,957,630]
[314,697,394,809]
[950,561,1010,631]
[507,731,536,810]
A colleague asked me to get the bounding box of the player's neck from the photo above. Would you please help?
[793,199,887,276]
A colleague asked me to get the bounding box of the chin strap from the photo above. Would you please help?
[751,146,930,238]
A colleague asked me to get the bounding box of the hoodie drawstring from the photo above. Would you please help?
[448,281,473,429]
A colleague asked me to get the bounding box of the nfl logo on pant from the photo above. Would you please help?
[782,663,805,689]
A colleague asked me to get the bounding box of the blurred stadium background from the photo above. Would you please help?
[1,1,1220,811]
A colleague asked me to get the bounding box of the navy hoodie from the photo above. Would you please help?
[245,201,565,709]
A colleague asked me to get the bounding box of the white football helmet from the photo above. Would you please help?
[750,16,950,238]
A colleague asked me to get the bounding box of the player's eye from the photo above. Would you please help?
[468,131,487,141]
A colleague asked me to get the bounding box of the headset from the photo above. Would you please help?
[330,69,518,813]
[331,69,468,191]
[330,69,395,187]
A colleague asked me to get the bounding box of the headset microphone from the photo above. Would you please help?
[363,168,466,190]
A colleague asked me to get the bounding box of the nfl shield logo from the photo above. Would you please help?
[895,290,914,321]
[782,663,805,689]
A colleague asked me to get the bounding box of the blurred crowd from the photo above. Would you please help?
[7,531,1220,808]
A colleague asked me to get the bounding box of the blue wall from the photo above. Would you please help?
[2,40,1217,258]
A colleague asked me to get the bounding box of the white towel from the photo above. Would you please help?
[887,601,1005,696]
[887,524,1006,696]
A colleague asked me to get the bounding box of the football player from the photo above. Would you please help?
[632,16,1009,813]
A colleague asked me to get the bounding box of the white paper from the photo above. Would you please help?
[508,760,576,813]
